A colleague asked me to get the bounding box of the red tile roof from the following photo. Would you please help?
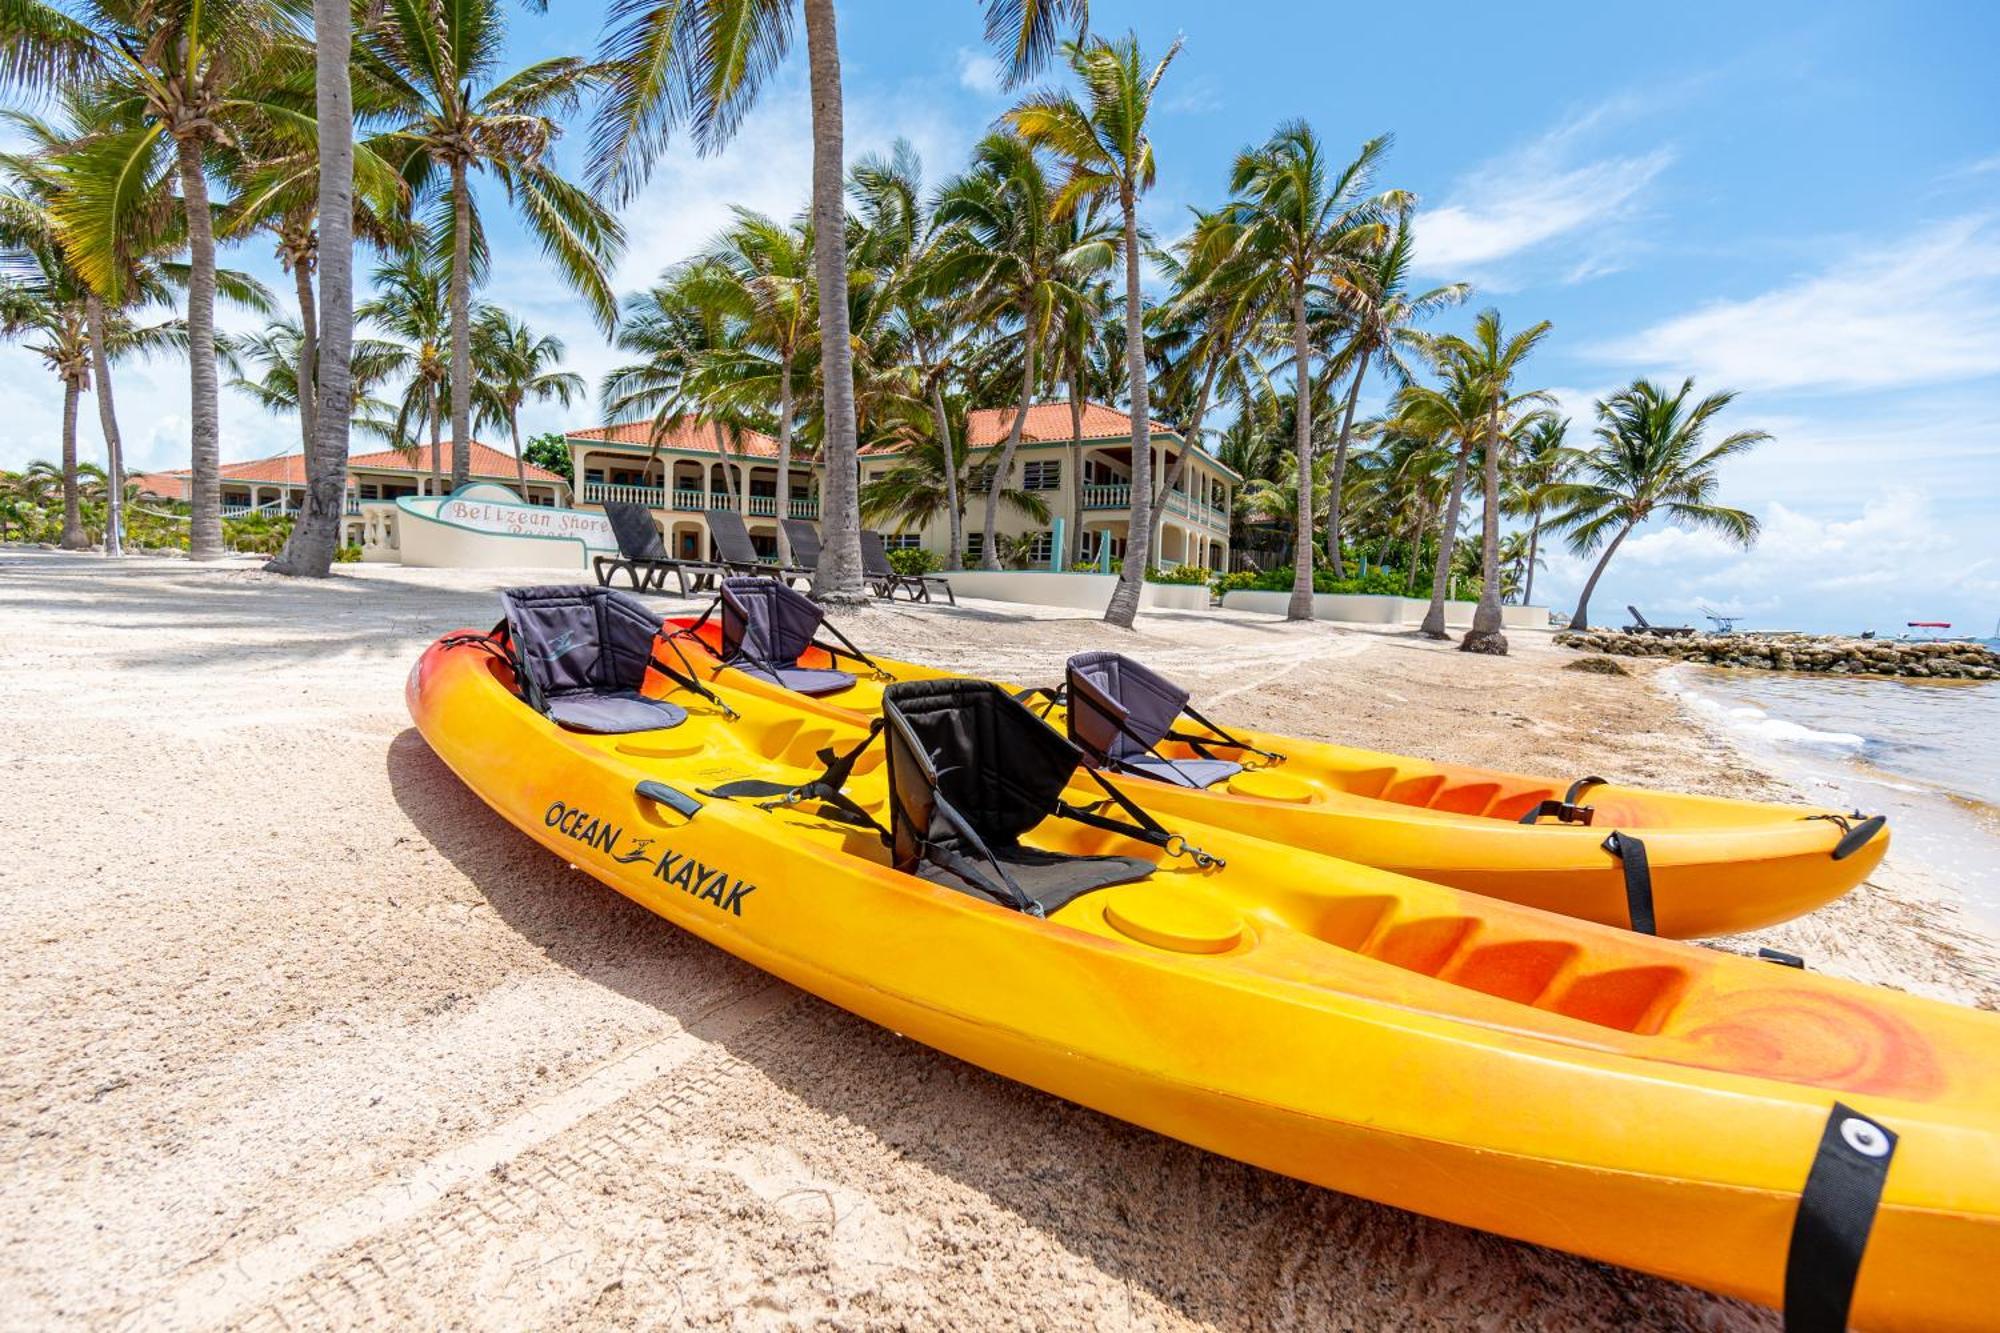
[131,441,563,497]
[566,419,784,458]
[963,400,1177,446]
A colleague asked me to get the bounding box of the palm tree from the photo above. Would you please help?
[1556,378,1769,630]
[698,209,815,562]
[3,0,312,560]
[1227,127,1407,619]
[589,0,1089,603]
[1504,415,1577,609]
[1319,217,1466,574]
[934,133,1095,569]
[1008,32,1179,624]
[1438,310,1552,652]
[0,275,91,547]
[360,253,458,490]
[224,319,406,442]
[860,389,1051,542]
[368,0,622,491]
[470,309,585,497]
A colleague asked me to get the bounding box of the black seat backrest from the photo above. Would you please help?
[859,530,897,578]
[883,679,1081,876]
[706,509,761,564]
[719,576,824,671]
[1627,605,1651,627]
[501,584,663,709]
[782,519,822,568]
[1065,650,1189,763]
[602,501,668,562]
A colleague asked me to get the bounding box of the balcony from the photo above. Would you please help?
[1081,483,1131,510]
[1079,483,1228,531]
[581,480,819,519]
[582,480,668,508]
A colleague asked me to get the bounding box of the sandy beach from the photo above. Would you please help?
[3,549,1996,1331]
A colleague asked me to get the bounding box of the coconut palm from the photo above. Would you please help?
[933,132,1098,569]
[1319,217,1466,574]
[1555,378,1769,630]
[1008,31,1179,625]
[1221,126,1402,619]
[859,390,1050,542]
[367,0,622,490]
[224,319,406,442]
[2,0,315,560]
[589,0,1089,602]
[470,309,585,498]
[1503,415,1578,609]
[0,275,91,547]
[359,253,461,492]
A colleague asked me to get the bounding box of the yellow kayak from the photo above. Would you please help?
[664,597,1887,939]
[411,588,1996,1331]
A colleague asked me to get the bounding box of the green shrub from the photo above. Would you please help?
[335,543,364,563]
[1146,563,1211,585]
[1212,566,1410,596]
[886,546,942,576]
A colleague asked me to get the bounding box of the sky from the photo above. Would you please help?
[3,0,1997,634]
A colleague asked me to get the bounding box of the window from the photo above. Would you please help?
[583,469,604,484]
[1026,531,1054,564]
[1021,460,1061,491]
[883,532,922,551]
[966,464,1001,492]
[963,533,984,561]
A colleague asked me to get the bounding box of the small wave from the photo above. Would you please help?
[1667,677,1868,749]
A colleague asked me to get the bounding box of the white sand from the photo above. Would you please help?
[2,548,1994,1330]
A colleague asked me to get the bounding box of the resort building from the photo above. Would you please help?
[565,401,1237,570]
[132,441,570,544]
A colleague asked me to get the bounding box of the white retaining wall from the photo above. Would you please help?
[1219,590,1548,628]
[940,569,1211,612]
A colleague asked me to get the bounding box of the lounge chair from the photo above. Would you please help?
[1624,605,1697,638]
[780,518,822,573]
[1063,650,1283,789]
[706,509,812,587]
[713,576,880,696]
[496,585,727,733]
[593,500,725,596]
[861,530,955,605]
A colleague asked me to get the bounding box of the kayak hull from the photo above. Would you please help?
[662,621,1887,938]
[409,635,1997,1329]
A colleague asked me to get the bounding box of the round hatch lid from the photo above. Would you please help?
[1226,768,1315,803]
[1103,886,1244,954]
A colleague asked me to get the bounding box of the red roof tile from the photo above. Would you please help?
[130,441,562,495]
[962,400,1177,446]
[566,419,784,458]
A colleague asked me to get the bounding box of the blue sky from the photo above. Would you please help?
[4,0,1997,633]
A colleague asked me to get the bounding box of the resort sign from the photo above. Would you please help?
[433,485,618,551]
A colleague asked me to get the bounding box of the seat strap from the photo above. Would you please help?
[441,620,545,713]
[811,618,892,680]
[1518,798,1596,826]
[1564,774,1609,805]
[1601,831,1656,935]
[702,721,887,838]
[1175,701,1285,765]
[1783,1103,1897,1333]
[1056,767,1226,870]
[648,631,737,720]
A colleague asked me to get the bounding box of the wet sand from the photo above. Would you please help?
[2,549,1994,1330]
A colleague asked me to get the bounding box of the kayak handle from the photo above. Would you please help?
[1831,814,1886,861]
[636,780,703,820]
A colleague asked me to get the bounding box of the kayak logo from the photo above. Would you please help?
[541,799,756,917]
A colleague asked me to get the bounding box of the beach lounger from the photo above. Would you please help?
[1624,605,1698,637]
[706,509,812,587]
[594,501,726,596]
[780,518,822,573]
[861,530,955,605]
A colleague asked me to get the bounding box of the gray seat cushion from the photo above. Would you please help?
[736,664,857,697]
[1119,755,1242,789]
[546,690,688,734]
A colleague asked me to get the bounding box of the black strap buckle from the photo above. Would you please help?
[1519,798,1596,826]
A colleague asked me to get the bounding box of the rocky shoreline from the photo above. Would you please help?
[1554,629,2000,680]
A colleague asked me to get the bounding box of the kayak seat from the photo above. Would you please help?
[884,678,1153,915]
[500,585,689,734]
[720,577,858,697]
[1066,651,1242,789]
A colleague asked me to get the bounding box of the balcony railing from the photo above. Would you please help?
[581,479,820,520]
[1081,483,1131,510]
[582,480,668,508]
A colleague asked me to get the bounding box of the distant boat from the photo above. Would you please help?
[1908,621,1951,628]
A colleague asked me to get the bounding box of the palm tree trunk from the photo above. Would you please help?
[711,422,742,513]
[1403,502,1427,595]
[1285,283,1315,621]
[429,403,443,496]
[1570,520,1635,631]
[802,0,865,603]
[1324,354,1367,576]
[177,136,224,561]
[1066,369,1084,566]
[447,159,474,489]
[1104,187,1152,628]
[292,255,318,451]
[981,328,1035,570]
[86,295,126,557]
[511,411,527,495]
[775,351,795,564]
[1421,445,1470,638]
[1463,416,1509,653]
[58,377,86,549]
[1523,513,1542,608]
[931,378,962,570]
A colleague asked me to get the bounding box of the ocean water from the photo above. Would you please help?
[1667,651,2000,924]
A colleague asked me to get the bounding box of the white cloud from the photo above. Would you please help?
[955,48,1003,97]
[1411,102,1673,285]
[1593,215,2000,393]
